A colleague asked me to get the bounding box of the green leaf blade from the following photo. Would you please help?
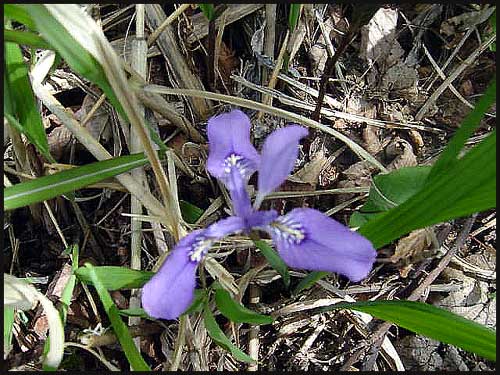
[253,239,290,288]
[215,287,273,325]
[4,153,149,211]
[4,4,37,30]
[203,306,255,363]
[4,21,52,160]
[84,264,151,371]
[360,131,496,248]
[75,266,154,291]
[362,166,431,213]
[4,29,52,49]
[288,4,302,32]
[179,200,204,224]
[4,307,15,359]
[320,300,496,361]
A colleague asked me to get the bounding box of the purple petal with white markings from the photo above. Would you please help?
[142,230,206,320]
[207,110,260,190]
[142,217,248,320]
[266,208,376,282]
[256,126,308,205]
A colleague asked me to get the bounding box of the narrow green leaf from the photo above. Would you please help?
[118,308,150,319]
[84,264,151,371]
[349,211,381,228]
[360,130,496,248]
[253,239,290,288]
[293,271,329,295]
[4,29,52,50]
[427,78,495,182]
[288,4,302,32]
[4,153,149,211]
[5,20,52,160]
[179,200,204,224]
[203,306,255,363]
[60,244,79,323]
[183,289,208,315]
[75,266,154,291]
[356,78,495,247]
[319,300,496,361]
[215,287,273,325]
[4,307,15,359]
[4,4,37,30]
[198,4,215,21]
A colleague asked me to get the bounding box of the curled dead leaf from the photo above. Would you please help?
[391,229,435,276]
[386,138,417,170]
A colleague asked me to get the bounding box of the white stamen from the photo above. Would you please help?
[222,153,253,180]
[268,216,305,246]
[188,236,213,263]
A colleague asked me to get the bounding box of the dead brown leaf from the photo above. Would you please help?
[440,5,495,36]
[385,138,418,170]
[360,8,399,66]
[336,160,376,204]
[74,92,111,143]
[48,126,72,161]
[291,149,329,186]
[218,41,239,86]
[391,229,434,275]
[363,126,382,155]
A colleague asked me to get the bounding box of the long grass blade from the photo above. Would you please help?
[4,154,148,211]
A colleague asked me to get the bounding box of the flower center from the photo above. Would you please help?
[269,216,305,245]
[188,236,213,263]
[223,153,253,179]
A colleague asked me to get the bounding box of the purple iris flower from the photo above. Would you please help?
[142,110,376,320]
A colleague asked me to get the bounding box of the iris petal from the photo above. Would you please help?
[245,209,279,230]
[226,167,253,219]
[142,218,248,320]
[207,110,260,182]
[142,230,204,320]
[256,126,308,206]
[267,208,376,282]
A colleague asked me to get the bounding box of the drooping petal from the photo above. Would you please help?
[207,109,260,185]
[256,126,308,206]
[142,230,206,320]
[266,208,376,282]
[142,216,249,320]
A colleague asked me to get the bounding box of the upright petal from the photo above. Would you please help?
[256,126,308,207]
[207,110,260,184]
[265,208,376,282]
[142,230,207,320]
